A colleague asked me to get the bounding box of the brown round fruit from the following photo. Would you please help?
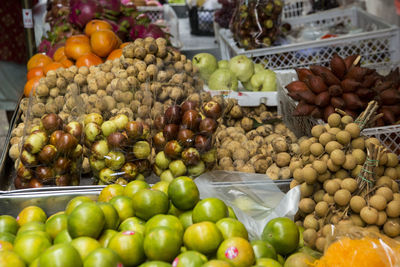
[199,118,217,136]
[181,110,201,130]
[164,140,183,159]
[177,129,195,147]
[42,113,63,133]
[163,124,179,141]
[203,101,222,119]
[165,105,182,124]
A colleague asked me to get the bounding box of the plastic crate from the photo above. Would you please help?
[219,7,400,70]
[137,6,165,22]
[188,7,215,36]
[282,0,312,18]
[361,125,400,158]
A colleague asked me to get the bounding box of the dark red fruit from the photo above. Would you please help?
[56,133,78,154]
[38,145,57,164]
[177,129,195,147]
[181,147,200,165]
[164,105,182,124]
[181,110,201,130]
[42,113,62,133]
[107,132,127,148]
[153,132,167,151]
[195,135,211,152]
[164,140,183,159]
[53,157,71,175]
[35,166,54,182]
[181,100,198,113]
[163,124,179,141]
[154,116,166,131]
[199,118,217,136]
[125,121,143,139]
[49,130,65,147]
[29,178,43,188]
[203,101,222,119]
[64,121,83,140]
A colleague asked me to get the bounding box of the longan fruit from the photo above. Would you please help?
[386,153,399,167]
[342,154,356,170]
[376,176,393,188]
[341,115,354,125]
[365,137,380,147]
[369,194,387,211]
[304,214,319,230]
[315,237,326,252]
[323,193,335,204]
[324,180,340,195]
[293,168,304,183]
[336,130,351,145]
[375,166,385,176]
[351,149,366,165]
[334,189,351,206]
[299,139,312,156]
[317,171,331,183]
[300,182,314,198]
[341,178,358,193]
[350,196,366,213]
[386,200,400,217]
[376,187,394,202]
[325,141,343,154]
[360,206,378,225]
[328,127,341,135]
[290,179,300,189]
[366,225,380,233]
[311,125,326,138]
[350,214,365,227]
[392,180,399,193]
[383,218,400,238]
[289,160,303,173]
[327,159,340,172]
[303,166,318,185]
[320,154,330,163]
[330,149,345,165]
[344,123,360,138]
[376,211,387,226]
[315,201,329,217]
[384,167,397,180]
[314,190,325,203]
[322,224,334,237]
[319,132,334,146]
[310,143,324,157]
[351,137,365,150]
[312,160,327,174]
[334,169,349,179]
[299,198,316,214]
[394,193,400,201]
[303,228,317,247]
[379,152,388,166]
[330,214,340,224]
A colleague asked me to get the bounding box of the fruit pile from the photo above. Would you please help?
[193,53,276,92]
[16,114,83,188]
[0,177,317,267]
[153,100,222,180]
[230,0,283,49]
[286,54,400,125]
[291,112,400,252]
[83,113,152,185]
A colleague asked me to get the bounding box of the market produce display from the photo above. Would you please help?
[291,110,400,251]
[0,178,317,267]
[286,54,400,125]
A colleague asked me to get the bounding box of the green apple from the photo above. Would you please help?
[228,55,254,82]
[218,60,229,69]
[250,69,277,91]
[208,69,238,91]
[192,53,218,82]
[242,81,256,91]
[254,63,265,73]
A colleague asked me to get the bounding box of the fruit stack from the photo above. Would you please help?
[15,114,83,188]
[230,0,283,49]
[153,100,222,180]
[84,113,152,185]
[286,54,400,125]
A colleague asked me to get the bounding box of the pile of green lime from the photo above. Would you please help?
[0,177,317,267]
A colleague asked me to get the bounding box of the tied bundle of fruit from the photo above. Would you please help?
[153,100,222,179]
[291,111,400,253]
[0,175,319,267]
[287,54,400,126]
[193,53,276,92]
[15,114,83,189]
[83,113,152,185]
[230,0,284,49]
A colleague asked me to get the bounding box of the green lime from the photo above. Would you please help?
[97,202,120,230]
[14,233,51,264]
[54,229,72,244]
[0,240,13,251]
[17,206,47,227]
[216,218,248,240]
[38,243,82,267]
[17,222,45,236]
[0,232,16,244]
[168,202,183,217]
[179,211,193,230]
[261,217,299,255]
[183,222,223,255]
[192,198,228,223]
[168,176,200,211]
[98,184,124,202]
[0,215,19,235]
[145,214,184,237]
[83,247,122,267]
[68,202,105,239]
[227,207,237,219]
[152,181,170,196]
[70,237,101,260]
[118,217,146,235]
[124,180,150,199]
[132,189,169,220]
[216,237,255,267]
[144,227,182,262]
[98,229,118,248]
[0,250,25,267]
[109,196,135,222]
[256,258,282,267]
[139,261,172,267]
[65,196,94,215]
[45,213,67,240]
[251,240,277,260]
[107,231,145,266]
[172,251,207,267]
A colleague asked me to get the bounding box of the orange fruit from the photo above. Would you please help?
[83,247,122,267]
[107,231,145,266]
[131,189,169,221]
[183,221,223,255]
[53,229,72,244]
[151,181,170,196]
[17,206,47,227]
[65,35,91,60]
[168,176,200,211]
[145,214,184,237]
[43,62,64,74]
[216,218,249,240]
[45,213,67,240]
[0,241,13,251]
[106,49,122,61]
[118,217,146,235]
[143,226,182,262]
[172,251,207,267]
[67,202,105,239]
[261,217,299,255]
[179,210,193,230]
[120,42,130,48]
[14,232,51,264]
[65,196,94,215]
[98,229,117,248]
[76,53,102,68]
[217,237,255,267]
[256,258,282,267]
[228,206,238,219]
[24,76,40,97]
[0,233,15,244]
[0,215,19,235]
[90,29,120,57]
[140,261,172,267]
[192,198,228,223]
[251,240,277,260]
[84,20,112,37]
[109,196,135,222]
[17,221,45,236]
[97,202,120,230]
[70,236,101,260]
[124,180,150,199]
[27,53,52,71]
[60,58,74,68]
[168,202,184,217]
[27,67,44,80]
[202,260,233,267]
[38,243,83,267]
[53,46,66,62]
[98,184,124,202]
[0,250,26,267]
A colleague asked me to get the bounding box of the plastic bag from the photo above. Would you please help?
[313,225,400,267]
[195,170,300,240]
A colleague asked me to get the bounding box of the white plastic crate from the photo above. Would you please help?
[204,88,278,107]
[282,0,312,19]
[137,6,165,22]
[361,125,400,158]
[219,7,400,70]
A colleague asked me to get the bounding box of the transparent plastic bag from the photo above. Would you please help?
[314,225,400,267]
[194,170,300,240]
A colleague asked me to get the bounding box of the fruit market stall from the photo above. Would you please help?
[0,0,400,266]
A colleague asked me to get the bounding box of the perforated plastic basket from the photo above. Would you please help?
[361,125,400,158]
[282,0,312,18]
[137,6,165,22]
[189,7,215,36]
[219,7,400,70]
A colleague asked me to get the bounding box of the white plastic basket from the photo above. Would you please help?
[219,7,400,70]
[137,6,165,22]
[361,125,400,158]
[282,0,312,19]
